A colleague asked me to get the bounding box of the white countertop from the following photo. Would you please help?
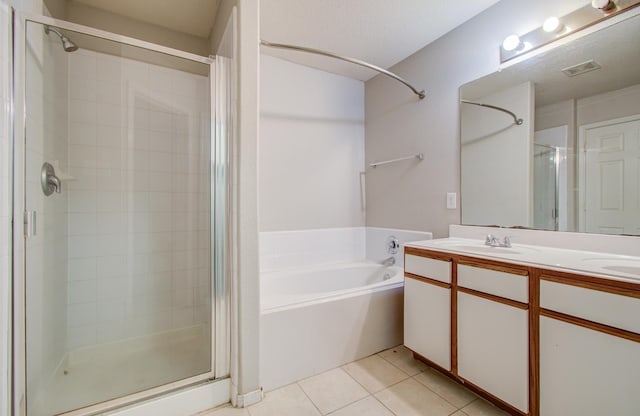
[405,238,640,285]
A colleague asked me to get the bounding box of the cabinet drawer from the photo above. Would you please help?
[540,279,640,333]
[405,254,451,284]
[458,264,528,303]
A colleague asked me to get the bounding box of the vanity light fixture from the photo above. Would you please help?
[542,16,564,33]
[502,34,522,51]
[500,0,639,63]
[592,0,617,12]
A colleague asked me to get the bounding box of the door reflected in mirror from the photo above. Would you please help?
[460,11,640,236]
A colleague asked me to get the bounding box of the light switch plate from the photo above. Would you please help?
[447,192,457,209]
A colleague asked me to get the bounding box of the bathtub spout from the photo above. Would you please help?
[382,256,396,266]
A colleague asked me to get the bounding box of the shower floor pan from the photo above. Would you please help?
[30,325,211,416]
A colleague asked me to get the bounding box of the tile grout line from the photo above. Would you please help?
[376,348,427,378]
[295,380,327,415]
[378,350,481,413]
[332,357,402,416]
[329,361,409,415]
[369,393,400,416]
[323,394,374,416]
[340,356,412,395]
[411,372,480,411]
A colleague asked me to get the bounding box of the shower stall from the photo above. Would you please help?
[10,10,232,416]
[533,143,559,231]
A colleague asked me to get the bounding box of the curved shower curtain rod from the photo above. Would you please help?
[260,40,426,100]
[460,99,523,125]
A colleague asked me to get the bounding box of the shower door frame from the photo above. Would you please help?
[11,10,230,416]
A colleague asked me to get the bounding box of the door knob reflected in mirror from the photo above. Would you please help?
[41,162,62,196]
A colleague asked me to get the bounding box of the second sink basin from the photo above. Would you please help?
[581,257,640,277]
[603,265,640,276]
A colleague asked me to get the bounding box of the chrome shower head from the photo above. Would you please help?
[44,26,79,52]
[61,36,79,52]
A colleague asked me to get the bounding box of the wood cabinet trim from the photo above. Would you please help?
[404,273,452,289]
[405,246,640,416]
[458,286,529,310]
[458,259,529,276]
[405,247,453,262]
[540,273,640,299]
[528,269,540,416]
[451,262,458,376]
[540,308,640,343]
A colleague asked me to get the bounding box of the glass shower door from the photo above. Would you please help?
[533,143,559,230]
[22,18,216,415]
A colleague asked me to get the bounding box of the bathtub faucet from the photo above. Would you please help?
[382,256,396,266]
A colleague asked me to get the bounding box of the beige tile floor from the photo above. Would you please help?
[197,345,510,416]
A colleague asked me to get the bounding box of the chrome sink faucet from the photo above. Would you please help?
[485,234,511,248]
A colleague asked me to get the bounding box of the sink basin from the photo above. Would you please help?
[430,239,540,256]
[446,245,524,255]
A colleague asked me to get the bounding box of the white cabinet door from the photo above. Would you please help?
[458,292,529,413]
[404,277,450,370]
[540,316,640,416]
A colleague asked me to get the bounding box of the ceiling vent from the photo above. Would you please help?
[561,59,602,77]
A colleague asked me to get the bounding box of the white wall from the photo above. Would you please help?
[234,0,261,400]
[259,54,365,231]
[364,0,589,238]
[64,49,211,349]
[461,81,534,227]
[577,83,640,127]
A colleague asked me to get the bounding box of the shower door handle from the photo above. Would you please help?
[24,210,36,237]
[41,162,62,195]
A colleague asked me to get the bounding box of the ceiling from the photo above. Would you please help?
[71,0,500,81]
[260,0,501,81]
[73,0,220,38]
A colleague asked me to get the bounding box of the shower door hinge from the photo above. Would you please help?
[24,210,36,237]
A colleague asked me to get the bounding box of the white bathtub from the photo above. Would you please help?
[260,261,404,391]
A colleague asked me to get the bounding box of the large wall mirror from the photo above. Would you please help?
[460,9,640,236]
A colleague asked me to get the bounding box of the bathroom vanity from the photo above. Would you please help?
[403,236,640,416]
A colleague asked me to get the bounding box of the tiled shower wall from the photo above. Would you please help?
[65,49,211,349]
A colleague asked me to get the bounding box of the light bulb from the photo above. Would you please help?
[591,0,615,11]
[502,34,522,51]
[543,17,563,33]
